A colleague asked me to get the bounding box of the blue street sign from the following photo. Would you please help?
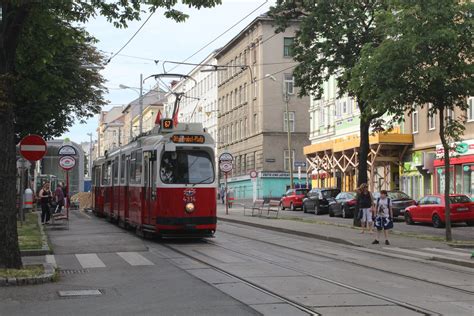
[294,161,307,168]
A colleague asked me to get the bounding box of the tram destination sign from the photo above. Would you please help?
[171,134,205,144]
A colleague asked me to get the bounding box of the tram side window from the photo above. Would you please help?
[120,154,125,184]
[113,157,119,185]
[102,162,111,185]
[130,150,143,184]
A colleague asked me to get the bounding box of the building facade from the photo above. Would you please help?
[402,97,474,200]
[97,106,124,157]
[216,16,310,199]
[305,75,413,192]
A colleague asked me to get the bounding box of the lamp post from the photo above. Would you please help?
[119,73,143,137]
[86,132,93,178]
[265,74,294,189]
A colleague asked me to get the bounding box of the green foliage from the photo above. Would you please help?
[17,213,42,250]
[350,0,474,140]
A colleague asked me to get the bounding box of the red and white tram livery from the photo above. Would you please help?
[92,120,216,237]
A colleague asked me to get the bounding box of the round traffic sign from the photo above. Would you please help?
[59,156,76,170]
[19,135,47,161]
[219,161,233,173]
[249,170,258,178]
[219,152,233,162]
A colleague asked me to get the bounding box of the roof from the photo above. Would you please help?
[122,88,167,114]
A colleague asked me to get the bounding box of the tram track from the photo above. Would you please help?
[159,241,439,316]
[218,223,474,295]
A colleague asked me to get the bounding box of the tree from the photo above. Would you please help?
[269,0,388,188]
[0,0,222,269]
[349,0,474,241]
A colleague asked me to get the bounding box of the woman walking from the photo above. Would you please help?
[356,183,374,234]
[39,182,52,224]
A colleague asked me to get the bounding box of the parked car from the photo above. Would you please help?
[302,188,340,215]
[280,188,309,211]
[373,191,416,217]
[328,192,357,218]
[404,194,474,228]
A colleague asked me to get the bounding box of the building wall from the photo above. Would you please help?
[216,17,310,199]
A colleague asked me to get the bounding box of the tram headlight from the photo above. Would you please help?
[185,203,195,213]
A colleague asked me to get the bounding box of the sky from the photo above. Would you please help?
[61,0,276,143]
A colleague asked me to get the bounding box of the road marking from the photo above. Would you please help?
[117,252,154,266]
[58,290,102,297]
[75,254,106,268]
[422,248,472,258]
[45,255,57,268]
[382,247,434,258]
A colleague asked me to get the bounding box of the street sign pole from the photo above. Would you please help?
[225,173,228,215]
[66,170,69,220]
[18,159,25,225]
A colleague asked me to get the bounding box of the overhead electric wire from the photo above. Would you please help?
[166,0,269,73]
[106,11,156,64]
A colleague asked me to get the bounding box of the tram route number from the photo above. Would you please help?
[171,134,205,144]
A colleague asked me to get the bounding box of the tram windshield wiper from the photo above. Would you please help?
[192,176,213,186]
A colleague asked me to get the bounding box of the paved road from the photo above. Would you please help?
[1,211,473,315]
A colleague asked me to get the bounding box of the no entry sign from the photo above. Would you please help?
[19,135,47,161]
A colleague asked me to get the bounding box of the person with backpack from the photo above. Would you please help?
[356,183,374,234]
[372,190,394,245]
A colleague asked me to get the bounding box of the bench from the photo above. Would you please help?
[243,199,265,216]
[266,200,281,218]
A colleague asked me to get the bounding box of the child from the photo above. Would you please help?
[372,190,394,245]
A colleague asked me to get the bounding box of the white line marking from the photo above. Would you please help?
[75,254,106,268]
[117,252,154,266]
[45,255,57,268]
[422,248,472,258]
[20,145,46,151]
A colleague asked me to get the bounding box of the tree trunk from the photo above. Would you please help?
[438,109,452,242]
[0,3,32,269]
[358,116,370,187]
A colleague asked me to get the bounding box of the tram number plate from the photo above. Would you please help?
[171,134,205,144]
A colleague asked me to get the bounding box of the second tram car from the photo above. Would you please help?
[92,120,216,237]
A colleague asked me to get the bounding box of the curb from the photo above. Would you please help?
[218,216,362,247]
[21,212,52,257]
[0,263,56,286]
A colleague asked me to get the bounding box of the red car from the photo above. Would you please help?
[404,194,474,228]
[280,188,309,211]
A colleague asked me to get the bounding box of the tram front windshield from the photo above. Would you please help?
[160,150,214,184]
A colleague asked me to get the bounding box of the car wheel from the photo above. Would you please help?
[329,209,335,217]
[432,214,444,228]
[404,212,414,225]
[280,202,285,210]
[314,205,320,215]
[290,202,295,212]
[303,204,307,213]
[466,220,474,226]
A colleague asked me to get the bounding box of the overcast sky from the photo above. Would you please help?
[61,0,275,143]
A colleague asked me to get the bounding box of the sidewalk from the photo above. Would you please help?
[217,203,474,268]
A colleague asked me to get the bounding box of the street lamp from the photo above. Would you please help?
[265,74,294,189]
[119,73,144,136]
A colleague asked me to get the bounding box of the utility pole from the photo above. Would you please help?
[87,133,92,178]
[285,92,294,189]
[139,73,143,135]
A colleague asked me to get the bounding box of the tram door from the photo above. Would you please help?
[143,151,157,225]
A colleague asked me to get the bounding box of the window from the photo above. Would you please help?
[412,110,419,133]
[283,111,295,132]
[230,92,233,108]
[284,74,294,95]
[113,157,119,184]
[319,106,326,127]
[468,97,474,121]
[283,37,294,57]
[254,79,258,99]
[240,120,244,139]
[244,117,248,138]
[243,83,247,102]
[234,88,238,107]
[252,44,257,64]
[130,150,142,184]
[428,104,436,130]
[253,113,258,133]
[446,108,454,121]
[239,86,242,105]
[160,150,214,184]
[284,149,295,171]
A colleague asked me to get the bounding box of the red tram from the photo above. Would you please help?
[92,121,216,237]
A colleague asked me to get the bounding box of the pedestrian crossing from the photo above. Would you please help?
[49,251,159,270]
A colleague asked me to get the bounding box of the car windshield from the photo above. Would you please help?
[322,190,340,198]
[295,189,308,195]
[449,195,471,203]
[346,192,357,199]
[160,150,214,184]
[387,191,410,200]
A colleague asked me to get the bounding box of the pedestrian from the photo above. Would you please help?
[356,183,374,234]
[61,182,68,209]
[220,186,225,205]
[39,182,52,224]
[372,190,394,245]
[53,184,65,214]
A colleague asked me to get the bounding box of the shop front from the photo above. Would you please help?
[400,151,435,201]
[434,139,474,199]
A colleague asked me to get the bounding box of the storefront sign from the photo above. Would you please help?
[436,139,474,158]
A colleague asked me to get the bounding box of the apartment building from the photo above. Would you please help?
[305,75,413,192]
[402,97,474,200]
[164,52,218,143]
[216,15,310,199]
[97,106,124,156]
